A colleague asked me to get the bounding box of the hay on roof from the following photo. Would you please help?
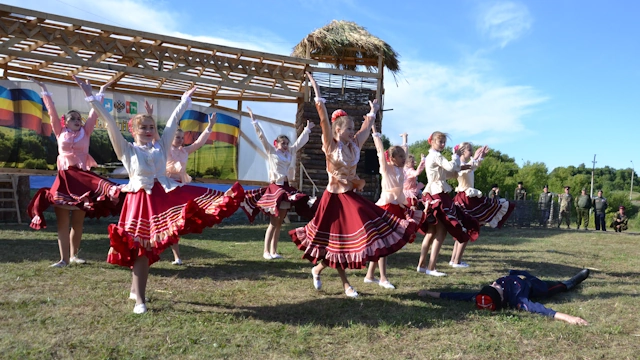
[292,20,400,74]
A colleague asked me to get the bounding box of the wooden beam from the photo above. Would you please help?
[0,4,317,66]
[310,66,381,79]
[0,48,302,98]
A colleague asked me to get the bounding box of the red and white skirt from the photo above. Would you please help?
[421,193,480,242]
[107,182,244,268]
[240,182,317,222]
[453,192,515,228]
[289,190,419,269]
[27,167,123,230]
[379,203,425,243]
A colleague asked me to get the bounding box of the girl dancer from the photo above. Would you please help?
[165,113,215,265]
[401,133,426,210]
[75,77,243,314]
[417,132,480,277]
[27,78,122,268]
[290,72,417,298]
[450,142,514,267]
[241,108,315,260]
[363,124,423,290]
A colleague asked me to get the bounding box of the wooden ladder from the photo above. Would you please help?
[0,174,22,224]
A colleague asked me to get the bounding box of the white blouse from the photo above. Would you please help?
[253,120,311,185]
[455,158,483,197]
[372,133,406,206]
[88,95,191,194]
[423,149,461,195]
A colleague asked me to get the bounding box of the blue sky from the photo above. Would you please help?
[5,0,639,172]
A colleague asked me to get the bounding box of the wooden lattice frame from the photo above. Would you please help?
[0,4,318,103]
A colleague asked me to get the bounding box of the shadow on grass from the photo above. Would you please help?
[176,296,470,328]
[149,259,310,281]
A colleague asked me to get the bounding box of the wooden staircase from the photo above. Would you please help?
[0,174,22,224]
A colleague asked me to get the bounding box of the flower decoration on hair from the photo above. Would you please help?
[453,144,460,154]
[384,150,390,163]
[273,139,278,148]
[331,109,348,123]
[60,115,66,128]
[427,134,433,145]
[127,118,134,134]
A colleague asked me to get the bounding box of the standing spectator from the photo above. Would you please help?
[610,206,628,232]
[557,186,573,229]
[575,188,591,230]
[592,190,608,231]
[514,181,527,200]
[538,185,553,227]
[488,184,500,199]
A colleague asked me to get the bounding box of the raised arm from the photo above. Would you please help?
[289,119,314,152]
[400,132,408,154]
[185,112,215,154]
[84,80,114,135]
[73,76,128,159]
[160,87,196,150]
[415,154,426,173]
[30,77,61,137]
[371,123,387,170]
[247,107,274,155]
[307,72,332,150]
[354,99,379,148]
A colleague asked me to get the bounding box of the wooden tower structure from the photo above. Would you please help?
[291,20,400,201]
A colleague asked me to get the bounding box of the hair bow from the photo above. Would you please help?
[453,144,460,153]
[127,118,134,134]
[60,115,66,128]
[427,134,433,145]
[273,139,278,148]
[384,149,390,163]
[331,109,348,123]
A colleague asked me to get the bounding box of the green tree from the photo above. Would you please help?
[514,162,548,200]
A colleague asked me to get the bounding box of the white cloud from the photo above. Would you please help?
[477,1,533,48]
[381,59,547,146]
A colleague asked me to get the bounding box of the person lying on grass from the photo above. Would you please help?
[418,269,590,325]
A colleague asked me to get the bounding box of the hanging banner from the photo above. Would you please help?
[0,80,239,180]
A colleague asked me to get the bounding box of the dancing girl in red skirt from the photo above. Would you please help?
[241,108,316,260]
[363,124,423,290]
[289,72,418,298]
[450,142,514,268]
[27,78,123,268]
[417,131,480,277]
[164,107,215,266]
[74,77,243,314]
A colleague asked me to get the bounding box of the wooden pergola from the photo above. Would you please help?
[0,4,317,104]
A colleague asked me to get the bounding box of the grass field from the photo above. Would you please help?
[0,221,638,359]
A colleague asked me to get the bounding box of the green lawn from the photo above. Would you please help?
[0,222,638,359]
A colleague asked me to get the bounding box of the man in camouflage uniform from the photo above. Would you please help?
[574,188,591,230]
[592,190,608,231]
[514,181,527,226]
[488,184,500,199]
[557,186,573,229]
[610,206,628,232]
[514,181,527,200]
[538,185,553,227]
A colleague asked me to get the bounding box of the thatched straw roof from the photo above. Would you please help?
[292,20,400,74]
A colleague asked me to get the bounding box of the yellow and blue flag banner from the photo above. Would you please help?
[0,85,52,136]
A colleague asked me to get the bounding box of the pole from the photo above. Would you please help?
[589,154,596,199]
[631,160,635,200]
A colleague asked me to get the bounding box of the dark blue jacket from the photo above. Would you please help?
[439,270,557,317]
